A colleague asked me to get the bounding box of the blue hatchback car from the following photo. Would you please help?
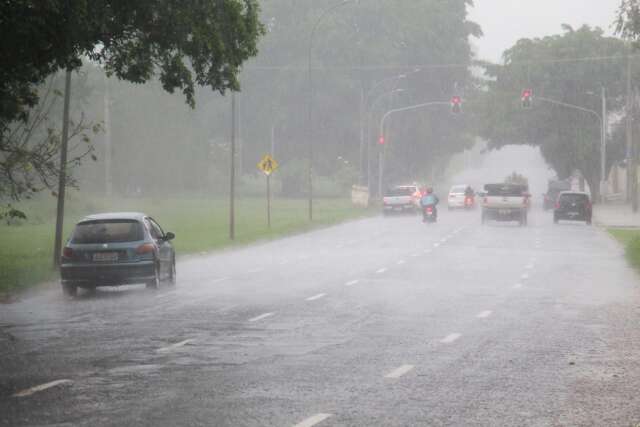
[60,212,176,296]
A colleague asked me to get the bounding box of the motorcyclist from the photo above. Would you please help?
[420,187,440,222]
[464,185,475,198]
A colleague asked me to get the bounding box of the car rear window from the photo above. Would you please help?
[484,184,525,197]
[386,187,415,196]
[559,193,589,204]
[71,220,144,244]
[450,186,466,194]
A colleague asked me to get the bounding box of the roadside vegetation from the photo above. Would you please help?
[0,193,371,296]
[609,229,640,271]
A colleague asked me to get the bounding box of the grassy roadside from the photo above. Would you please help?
[608,228,640,271]
[0,194,373,296]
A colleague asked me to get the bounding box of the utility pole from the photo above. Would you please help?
[229,92,236,240]
[53,69,72,268]
[103,74,113,197]
[627,54,638,211]
[601,86,607,204]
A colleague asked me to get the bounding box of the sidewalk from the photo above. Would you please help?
[593,204,640,228]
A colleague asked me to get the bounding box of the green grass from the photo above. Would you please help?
[609,228,640,272]
[0,194,371,295]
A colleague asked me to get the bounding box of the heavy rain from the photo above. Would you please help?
[2,1,640,426]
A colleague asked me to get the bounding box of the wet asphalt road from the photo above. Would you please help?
[2,208,640,426]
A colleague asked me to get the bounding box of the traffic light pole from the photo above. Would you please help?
[536,96,605,202]
[377,101,450,198]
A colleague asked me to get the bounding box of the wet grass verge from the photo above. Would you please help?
[0,195,373,297]
[609,228,640,272]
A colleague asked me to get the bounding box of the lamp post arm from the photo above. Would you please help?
[379,101,450,139]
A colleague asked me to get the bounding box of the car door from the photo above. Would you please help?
[146,217,173,278]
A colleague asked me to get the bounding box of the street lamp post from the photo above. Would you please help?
[307,0,352,221]
[537,96,606,202]
[377,101,450,198]
[366,88,404,196]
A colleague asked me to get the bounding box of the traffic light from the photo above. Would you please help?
[378,136,385,145]
[451,95,462,114]
[521,89,533,108]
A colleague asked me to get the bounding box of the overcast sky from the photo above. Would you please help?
[469,0,620,62]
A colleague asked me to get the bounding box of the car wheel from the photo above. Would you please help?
[146,263,160,290]
[586,218,592,225]
[167,257,176,286]
[62,282,77,297]
[553,215,559,224]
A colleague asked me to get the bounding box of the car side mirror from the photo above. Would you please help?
[164,232,175,241]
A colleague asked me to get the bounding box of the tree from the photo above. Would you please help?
[478,25,629,201]
[616,0,640,44]
[0,0,264,204]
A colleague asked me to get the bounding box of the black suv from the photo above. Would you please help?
[553,192,592,225]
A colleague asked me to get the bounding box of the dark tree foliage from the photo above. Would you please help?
[0,0,264,207]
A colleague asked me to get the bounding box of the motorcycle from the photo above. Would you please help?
[423,205,437,223]
[464,195,475,210]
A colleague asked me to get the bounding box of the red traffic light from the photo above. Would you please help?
[378,136,385,145]
[451,96,462,113]
[521,89,532,100]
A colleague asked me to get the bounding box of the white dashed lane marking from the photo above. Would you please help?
[397,260,406,265]
[157,339,194,353]
[513,283,523,289]
[248,312,275,322]
[345,280,359,287]
[12,379,73,397]
[521,273,529,280]
[292,413,332,427]
[384,364,415,379]
[305,293,326,301]
[440,333,462,344]
[376,268,387,274]
[155,291,176,299]
[433,243,440,248]
[477,310,493,319]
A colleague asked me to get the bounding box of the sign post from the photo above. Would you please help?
[257,154,279,228]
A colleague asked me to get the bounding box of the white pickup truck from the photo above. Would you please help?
[382,185,419,215]
[481,183,529,226]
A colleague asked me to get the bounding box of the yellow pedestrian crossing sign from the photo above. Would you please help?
[257,154,278,175]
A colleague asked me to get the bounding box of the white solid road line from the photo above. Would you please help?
[292,413,332,427]
[440,333,462,343]
[12,379,73,398]
[376,268,387,274]
[156,339,194,353]
[306,293,326,301]
[248,312,275,322]
[477,310,493,319]
[513,283,523,289]
[345,280,359,286]
[384,364,415,379]
[155,291,176,299]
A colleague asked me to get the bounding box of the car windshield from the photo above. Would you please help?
[386,187,414,196]
[71,220,144,244]
[559,193,589,204]
[485,184,525,197]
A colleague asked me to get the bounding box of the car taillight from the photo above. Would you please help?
[587,201,592,210]
[136,243,155,254]
[483,197,488,204]
[555,201,560,209]
[62,247,73,259]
